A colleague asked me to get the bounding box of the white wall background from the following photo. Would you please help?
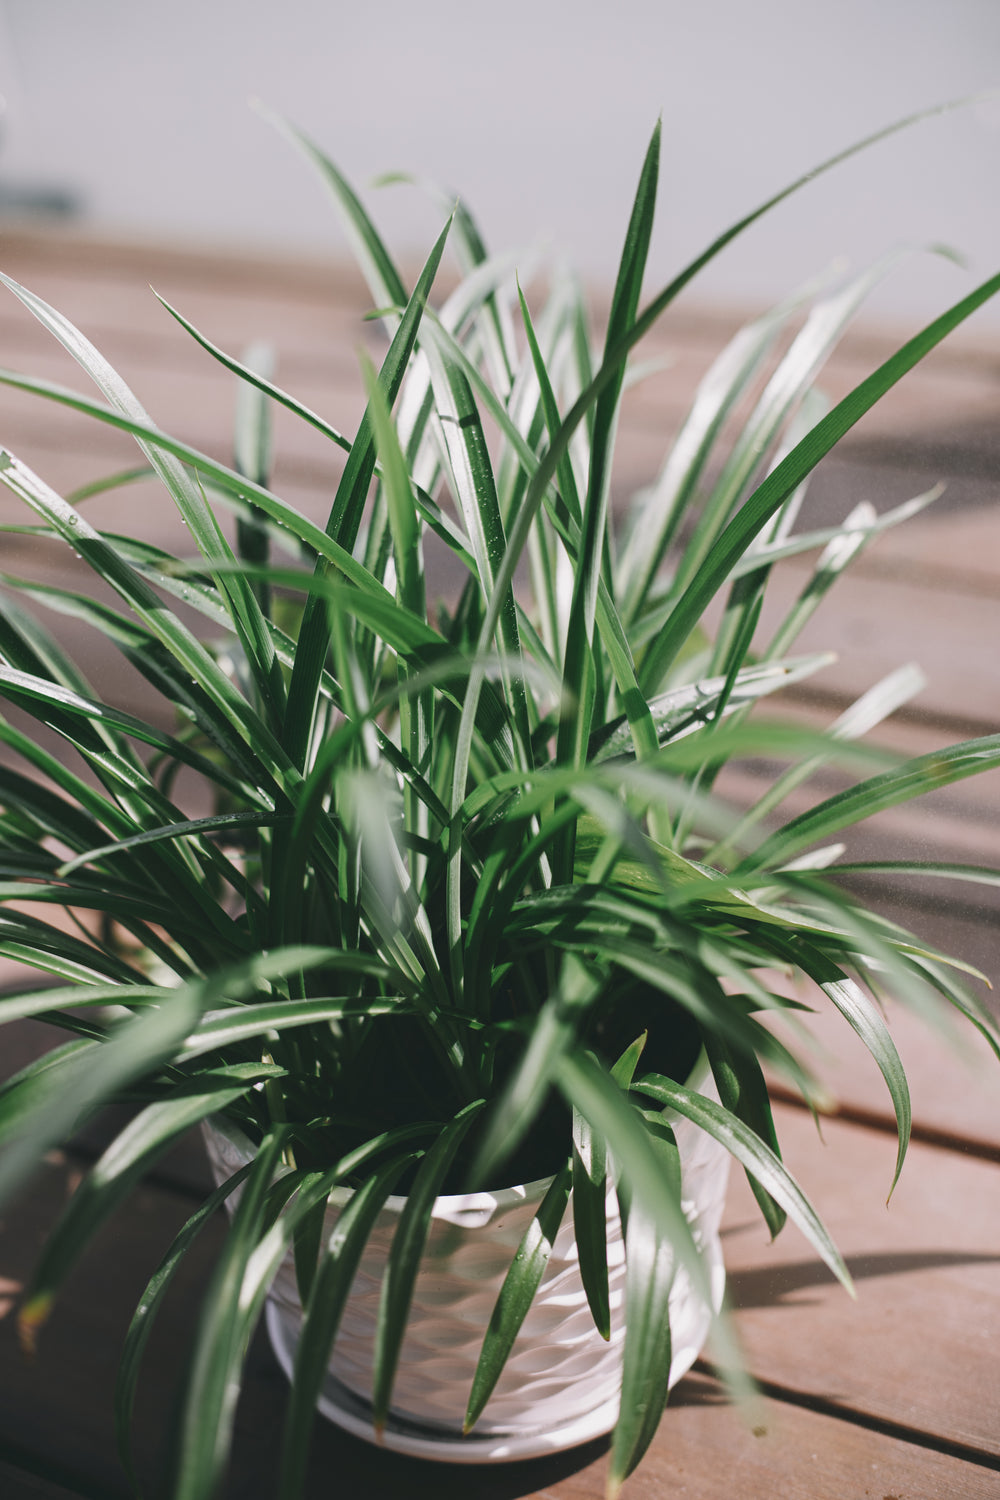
[1,0,999,325]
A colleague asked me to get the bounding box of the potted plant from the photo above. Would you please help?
[0,109,998,1499]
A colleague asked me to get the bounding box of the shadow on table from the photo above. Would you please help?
[726,1248,1000,1310]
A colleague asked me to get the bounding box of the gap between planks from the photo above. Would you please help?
[690,1361,1000,1474]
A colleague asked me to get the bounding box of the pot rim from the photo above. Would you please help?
[205,1045,713,1214]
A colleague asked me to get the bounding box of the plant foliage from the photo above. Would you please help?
[0,113,997,1498]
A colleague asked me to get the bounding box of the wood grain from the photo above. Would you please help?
[724,1105,1000,1458]
[0,227,997,1500]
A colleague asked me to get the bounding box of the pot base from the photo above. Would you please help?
[265,1236,726,1464]
[265,1300,620,1461]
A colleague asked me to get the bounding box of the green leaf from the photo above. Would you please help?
[56,808,281,877]
[570,1034,647,1345]
[281,211,452,771]
[464,1159,573,1431]
[372,167,518,389]
[571,1112,611,1341]
[22,1079,259,1339]
[741,734,1000,872]
[233,338,276,627]
[67,464,155,504]
[674,253,909,606]
[0,273,284,728]
[619,268,836,619]
[292,1191,327,1308]
[639,270,1000,690]
[632,1073,851,1293]
[468,955,604,1188]
[115,1160,254,1490]
[554,119,660,876]
[371,1099,484,1429]
[607,1115,680,1493]
[0,402,400,623]
[158,296,351,455]
[263,110,407,314]
[360,347,433,887]
[421,317,530,761]
[706,662,927,864]
[3,982,210,1226]
[830,860,1000,890]
[277,1155,416,1500]
[418,307,660,776]
[554,1051,708,1297]
[0,450,292,791]
[588,654,833,764]
[180,992,407,1060]
[0,982,167,1024]
[516,278,582,525]
[0,661,264,814]
[171,1127,293,1500]
[702,1033,786,1237]
[820,969,911,1196]
[761,923,915,1191]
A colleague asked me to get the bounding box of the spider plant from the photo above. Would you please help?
[0,108,998,1500]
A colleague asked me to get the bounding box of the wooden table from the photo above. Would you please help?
[0,226,997,1498]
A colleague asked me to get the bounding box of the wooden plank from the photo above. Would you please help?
[225,1365,1000,1499]
[2,1148,999,1499]
[1,223,999,1500]
[5,227,999,448]
[0,1459,93,1500]
[723,1104,1000,1458]
[0,228,376,300]
[2,235,997,737]
[765,990,1000,1155]
[0,1158,200,1499]
[0,341,359,498]
[4,229,1000,483]
[814,468,1000,596]
[608,1372,1000,1500]
[752,563,1000,730]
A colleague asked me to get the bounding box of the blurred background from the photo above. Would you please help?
[1,0,999,325]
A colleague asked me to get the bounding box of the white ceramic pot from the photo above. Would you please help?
[202,1052,730,1462]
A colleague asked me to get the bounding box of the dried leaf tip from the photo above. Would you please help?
[17,1292,53,1357]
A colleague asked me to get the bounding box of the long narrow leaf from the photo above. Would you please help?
[277,1155,416,1500]
[632,1073,851,1292]
[371,1100,483,1428]
[741,734,1000,872]
[11,985,206,1326]
[21,1077,261,1332]
[0,274,283,726]
[554,120,660,880]
[172,1127,292,1500]
[114,1160,253,1488]
[638,270,1000,690]
[464,1160,573,1431]
[282,213,452,770]
[608,1114,681,1494]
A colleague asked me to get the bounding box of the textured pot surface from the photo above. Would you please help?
[203,1054,730,1460]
